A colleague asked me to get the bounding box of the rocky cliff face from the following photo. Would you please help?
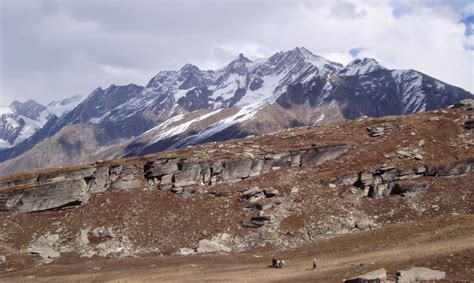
[0,144,350,212]
[0,47,472,175]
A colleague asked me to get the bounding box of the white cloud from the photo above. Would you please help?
[1,0,472,106]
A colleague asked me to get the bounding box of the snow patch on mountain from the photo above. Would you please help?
[151,109,223,143]
[0,106,14,115]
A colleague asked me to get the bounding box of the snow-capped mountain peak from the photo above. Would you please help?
[340,57,386,76]
[9,100,46,120]
[222,53,252,75]
[0,95,84,149]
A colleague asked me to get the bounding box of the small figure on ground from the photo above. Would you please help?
[271,258,286,268]
[312,258,317,270]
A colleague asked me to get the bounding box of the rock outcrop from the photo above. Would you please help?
[332,160,474,198]
[0,144,350,212]
[145,144,350,190]
[396,267,446,283]
[0,179,89,212]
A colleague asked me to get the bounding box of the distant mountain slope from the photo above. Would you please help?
[0,95,83,149]
[0,47,472,175]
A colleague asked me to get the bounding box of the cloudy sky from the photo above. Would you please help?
[1,0,473,105]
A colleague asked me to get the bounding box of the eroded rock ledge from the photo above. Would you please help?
[0,144,350,212]
[330,159,474,198]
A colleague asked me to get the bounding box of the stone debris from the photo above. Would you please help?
[395,148,423,160]
[396,267,446,283]
[240,186,279,227]
[367,125,394,137]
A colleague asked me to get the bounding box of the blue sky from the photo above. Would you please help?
[1,0,473,105]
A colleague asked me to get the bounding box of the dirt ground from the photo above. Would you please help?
[1,214,472,283]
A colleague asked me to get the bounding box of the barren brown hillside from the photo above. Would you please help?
[0,105,473,282]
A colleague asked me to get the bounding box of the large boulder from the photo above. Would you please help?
[0,179,90,212]
[344,268,387,283]
[196,239,231,253]
[396,267,445,283]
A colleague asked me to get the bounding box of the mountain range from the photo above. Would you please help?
[0,47,472,175]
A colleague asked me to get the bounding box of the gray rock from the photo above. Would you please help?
[290,155,301,167]
[159,174,174,190]
[91,166,110,193]
[29,246,60,260]
[248,192,265,204]
[196,239,231,253]
[360,172,374,187]
[110,179,141,191]
[355,218,371,230]
[263,188,279,197]
[381,171,398,182]
[249,159,264,177]
[75,229,90,247]
[0,255,6,263]
[396,267,445,283]
[418,139,425,147]
[427,160,473,176]
[0,179,89,212]
[255,200,273,211]
[367,126,386,137]
[224,159,253,180]
[300,145,350,166]
[35,234,60,247]
[396,149,412,159]
[368,184,388,198]
[414,153,423,160]
[175,247,196,256]
[338,173,360,186]
[242,219,264,228]
[345,268,387,283]
[242,186,263,197]
[174,163,202,187]
[145,159,179,178]
[91,227,115,238]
